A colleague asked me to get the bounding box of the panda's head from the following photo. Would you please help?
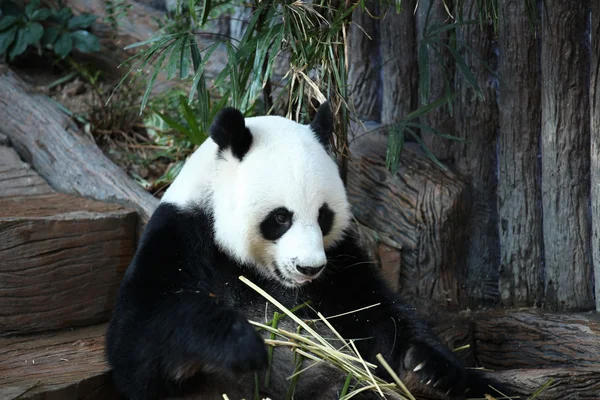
[162,102,351,287]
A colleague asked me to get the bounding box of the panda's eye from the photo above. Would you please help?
[260,207,294,241]
[275,213,289,224]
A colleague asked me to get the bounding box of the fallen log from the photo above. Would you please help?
[480,368,600,400]
[0,65,159,225]
[472,309,600,370]
[422,307,600,371]
[0,324,116,400]
[0,145,137,335]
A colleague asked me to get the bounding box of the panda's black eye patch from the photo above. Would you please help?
[318,203,334,236]
[260,207,293,241]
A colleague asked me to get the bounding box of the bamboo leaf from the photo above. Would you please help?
[402,94,457,121]
[200,0,211,26]
[179,35,190,79]
[124,33,179,50]
[140,49,168,113]
[386,124,405,175]
[151,106,192,136]
[405,127,448,171]
[442,42,484,100]
[188,41,219,103]
[166,38,183,80]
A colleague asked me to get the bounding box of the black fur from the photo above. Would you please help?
[310,101,334,148]
[318,202,334,236]
[259,207,293,241]
[209,107,253,160]
[106,203,509,400]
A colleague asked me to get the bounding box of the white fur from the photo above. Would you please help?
[161,115,351,286]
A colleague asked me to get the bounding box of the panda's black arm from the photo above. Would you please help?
[310,234,466,392]
[106,204,268,399]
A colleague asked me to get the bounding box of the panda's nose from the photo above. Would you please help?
[296,264,325,276]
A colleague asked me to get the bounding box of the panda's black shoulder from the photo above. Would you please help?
[123,202,218,293]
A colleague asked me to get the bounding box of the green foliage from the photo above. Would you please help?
[143,88,214,186]
[0,0,99,61]
[115,0,359,132]
[103,0,132,32]
[386,95,467,174]
[111,0,535,180]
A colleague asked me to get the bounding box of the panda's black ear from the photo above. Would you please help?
[310,101,333,149]
[209,107,253,161]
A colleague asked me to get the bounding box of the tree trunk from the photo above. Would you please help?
[496,0,543,307]
[347,133,469,308]
[591,0,600,312]
[380,2,417,125]
[540,0,593,310]
[348,2,381,121]
[415,0,455,161]
[452,1,500,306]
[0,66,159,225]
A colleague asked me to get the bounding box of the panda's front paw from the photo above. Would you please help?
[221,315,268,374]
[402,341,466,396]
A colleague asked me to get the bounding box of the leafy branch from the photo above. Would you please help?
[0,0,99,61]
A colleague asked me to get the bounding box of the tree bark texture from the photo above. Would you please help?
[540,0,593,310]
[347,134,469,308]
[471,310,600,370]
[591,0,600,312]
[348,2,381,121]
[0,146,136,335]
[480,368,600,400]
[415,0,456,161]
[451,1,500,306]
[496,0,543,307]
[379,2,417,125]
[0,324,116,400]
[0,146,54,198]
[0,194,136,335]
[0,66,159,225]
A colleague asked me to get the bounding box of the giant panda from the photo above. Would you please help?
[106,103,506,400]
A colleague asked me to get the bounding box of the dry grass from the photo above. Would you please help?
[235,276,555,400]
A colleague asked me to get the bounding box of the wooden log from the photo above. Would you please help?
[0,193,136,335]
[0,147,54,198]
[471,309,600,370]
[348,2,381,121]
[591,0,600,312]
[496,0,543,307]
[540,0,593,310]
[347,132,470,307]
[0,66,159,225]
[452,2,500,307]
[380,2,417,125]
[480,368,600,400]
[0,324,117,400]
[415,0,455,161]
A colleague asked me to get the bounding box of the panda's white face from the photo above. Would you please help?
[161,104,351,287]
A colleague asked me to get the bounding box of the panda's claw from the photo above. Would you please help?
[402,342,466,396]
[412,362,426,372]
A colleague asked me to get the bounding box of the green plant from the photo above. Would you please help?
[104,0,132,33]
[110,0,536,181]
[0,0,100,61]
